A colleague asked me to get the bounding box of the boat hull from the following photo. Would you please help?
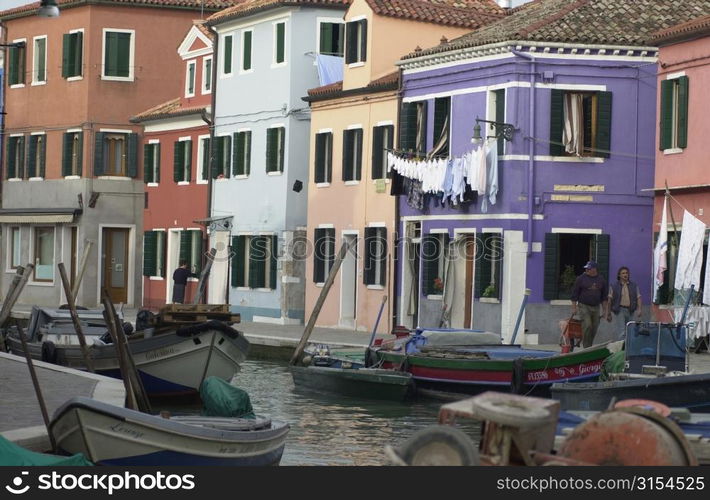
[373,343,612,399]
[50,398,289,466]
[6,323,249,397]
[550,372,710,412]
[290,365,413,401]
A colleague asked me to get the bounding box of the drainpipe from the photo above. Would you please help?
[512,49,536,257]
[391,67,404,331]
[206,24,219,224]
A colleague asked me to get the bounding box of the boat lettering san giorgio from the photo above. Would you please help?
[110,422,145,440]
[144,347,178,361]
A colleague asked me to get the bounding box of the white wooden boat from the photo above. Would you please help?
[50,397,289,466]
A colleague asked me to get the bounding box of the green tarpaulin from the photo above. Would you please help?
[0,436,92,466]
[199,376,255,419]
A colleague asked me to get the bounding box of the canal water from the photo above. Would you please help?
[169,359,480,466]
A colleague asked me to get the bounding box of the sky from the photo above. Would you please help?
[1,0,34,9]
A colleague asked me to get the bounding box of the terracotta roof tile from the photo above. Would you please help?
[0,0,237,18]
[307,80,343,97]
[207,0,349,24]
[403,0,710,59]
[130,98,207,122]
[652,14,710,44]
[365,0,503,28]
[306,70,399,100]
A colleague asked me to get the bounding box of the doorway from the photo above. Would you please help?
[101,228,129,304]
[339,233,358,328]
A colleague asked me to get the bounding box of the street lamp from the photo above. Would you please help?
[472,117,515,144]
[38,0,60,18]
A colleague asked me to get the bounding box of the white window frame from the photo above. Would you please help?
[177,136,192,184]
[9,38,27,89]
[221,33,233,78]
[32,35,47,86]
[272,20,287,68]
[185,60,196,98]
[201,55,212,94]
[67,28,85,82]
[233,128,251,178]
[101,28,135,81]
[7,226,22,272]
[197,134,210,184]
[316,18,344,56]
[28,132,46,180]
[146,139,160,186]
[30,225,55,285]
[240,29,253,74]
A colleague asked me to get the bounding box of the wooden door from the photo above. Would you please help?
[102,228,129,303]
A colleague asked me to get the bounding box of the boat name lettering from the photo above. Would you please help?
[145,347,178,360]
[527,371,549,381]
[218,446,237,454]
[109,423,145,439]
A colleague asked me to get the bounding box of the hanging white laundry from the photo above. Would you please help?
[481,142,499,213]
[674,210,706,290]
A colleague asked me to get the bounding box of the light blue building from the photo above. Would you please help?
[206,1,349,323]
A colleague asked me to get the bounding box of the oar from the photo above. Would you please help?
[367,296,388,348]
[510,289,531,345]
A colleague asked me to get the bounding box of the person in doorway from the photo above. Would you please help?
[570,260,608,348]
[605,266,642,340]
[172,261,197,304]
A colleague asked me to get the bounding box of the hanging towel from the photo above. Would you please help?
[481,142,499,213]
[674,210,706,290]
[315,54,344,86]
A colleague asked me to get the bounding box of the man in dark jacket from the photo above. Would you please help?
[571,260,608,348]
[172,261,196,304]
[605,266,642,340]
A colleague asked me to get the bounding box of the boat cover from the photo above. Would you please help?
[176,320,241,339]
[418,330,502,346]
[0,436,92,466]
[599,350,626,381]
[200,376,255,419]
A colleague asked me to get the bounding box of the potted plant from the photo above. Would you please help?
[482,284,497,298]
[558,264,576,299]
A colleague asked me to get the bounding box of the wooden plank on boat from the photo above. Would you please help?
[160,304,230,314]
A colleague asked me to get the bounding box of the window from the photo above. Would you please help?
[660,76,689,151]
[94,132,138,177]
[32,36,47,84]
[180,230,203,275]
[543,232,609,300]
[9,227,21,269]
[242,30,252,71]
[142,230,166,277]
[8,41,26,86]
[491,89,506,155]
[431,97,450,157]
[342,128,362,182]
[319,21,344,56]
[266,127,285,173]
[62,131,83,177]
[549,89,611,158]
[421,232,449,296]
[185,60,196,97]
[364,227,387,286]
[223,34,233,75]
[7,136,25,179]
[27,134,46,178]
[314,132,332,183]
[313,228,335,283]
[103,30,133,79]
[33,227,54,282]
[474,233,503,299]
[231,234,278,289]
[233,131,251,176]
[173,139,192,182]
[198,136,210,181]
[211,136,231,178]
[143,142,160,183]
[202,56,212,93]
[62,31,83,78]
[274,22,286,65]
[345,19,367,64]
[372,125,393,179]
[399,102,426,154]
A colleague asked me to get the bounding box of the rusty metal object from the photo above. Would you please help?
[560,407,698,465]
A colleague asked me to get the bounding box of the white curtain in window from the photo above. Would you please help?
[562,93,584,156]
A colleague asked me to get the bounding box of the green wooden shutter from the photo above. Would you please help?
[320,23,333,54]
[202,138,210,180]
[278,128,285,172]
[326,229,335,276]
[595,91,612,158]
[126,133,138,177]
[269,235,278,290]
[677,76,689,149]
[105,31,116,75]
[399,102,418,152]
[342,130,353,181]
[39,136,46,178]
[62,33,72,78]
[595,233,610,285]
[233,132,243,176]
[378,228,387,286]
[223,35,232,74]
[371,126,384,179]
[355,130,362,181]
[364,227,375,285]
[359,20,367,62]
[433,97,450,152]
[7,137,16,179]
[62,132,72,177]
[315,133,326,183]
[266,128,277,172]
[179,230,190,264]
[224,136,231,178]
[659,80,674,151]
[211,137,221,178]
[345,22,357,64]
[313,228,325,283]
[421,234,439,296]
[8,46,19,85]
[276,23,285,64]
[143,231,157,276]
[243,31,252,70]
[549,89,564,156]
[75,132,83,177]
[73,32,83,77]
[249,236,266,288]
[117,32,130,77]
[495,89,506,155]
[28,137,37,178]
[143,143,154,183]
[153,143,159,183]
[184,140,192,182]
[190,230,202,274]
[543,233,560,300]
[231,235,246,287]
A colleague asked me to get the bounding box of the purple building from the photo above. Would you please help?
[393,0,709,344]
